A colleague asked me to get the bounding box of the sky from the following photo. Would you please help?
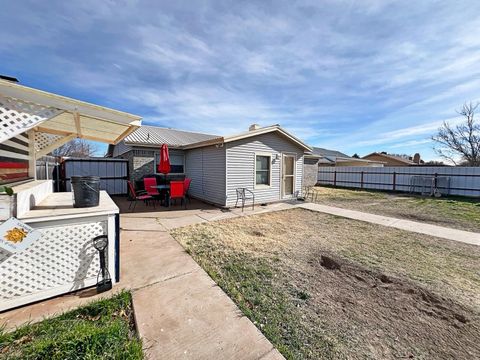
[1,0,479,160]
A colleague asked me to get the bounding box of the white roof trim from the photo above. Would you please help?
[184,125,312,151]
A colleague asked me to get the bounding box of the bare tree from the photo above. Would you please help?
[51,138,98,157]
[432,102,480,166]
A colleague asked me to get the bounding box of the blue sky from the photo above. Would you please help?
[1,0,479,160]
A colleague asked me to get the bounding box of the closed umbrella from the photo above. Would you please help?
[157,143,171,179]
[158,144,171,206]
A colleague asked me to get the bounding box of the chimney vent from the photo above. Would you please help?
[249,124,261,131]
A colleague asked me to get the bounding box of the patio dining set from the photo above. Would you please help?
[127,177,192,211]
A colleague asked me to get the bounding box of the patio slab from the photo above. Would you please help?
[158,214,208,230]
[133,269,282,360]
[120,216,168,232]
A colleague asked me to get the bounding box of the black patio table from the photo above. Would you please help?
[153,184,170,207]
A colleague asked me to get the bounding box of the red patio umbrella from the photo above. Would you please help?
[158,143,171,175]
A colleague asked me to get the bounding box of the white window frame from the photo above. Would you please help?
[254,152,272,189]
[154,152,186,175]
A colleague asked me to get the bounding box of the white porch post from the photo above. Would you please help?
[28,129,36,180]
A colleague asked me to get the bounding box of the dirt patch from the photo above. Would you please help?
[306,252,479,358]
[172,208,480,359]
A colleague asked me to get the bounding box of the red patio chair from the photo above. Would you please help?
[143,177,160,196]
[183,178,192,203]
[127,180,154,212]
[169,181,186,209]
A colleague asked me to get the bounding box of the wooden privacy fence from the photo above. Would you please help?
[317,166,480,197]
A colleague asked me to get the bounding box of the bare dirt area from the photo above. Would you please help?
[310,186,480,232]
[172,208,480,359]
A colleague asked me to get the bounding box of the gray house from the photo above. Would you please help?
[109,124,312,207]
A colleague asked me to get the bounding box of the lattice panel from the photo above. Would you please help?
[34,132,64,152]
[0,95,62,143]
[0,220,107,300]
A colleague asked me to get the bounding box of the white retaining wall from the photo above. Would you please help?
[317,166,480,197]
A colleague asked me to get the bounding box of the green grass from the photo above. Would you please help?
[0,291,143,360]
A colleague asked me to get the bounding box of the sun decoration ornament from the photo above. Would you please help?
[4,227,28,243]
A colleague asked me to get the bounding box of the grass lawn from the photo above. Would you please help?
[310,186,480,232]
[172,209,480,359]
[0,291,143,360]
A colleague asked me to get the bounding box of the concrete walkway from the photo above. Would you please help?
[299,202,480,246]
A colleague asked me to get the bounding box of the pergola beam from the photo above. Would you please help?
[113,126,138,145]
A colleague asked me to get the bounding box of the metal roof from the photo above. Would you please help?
[123,125,220,148]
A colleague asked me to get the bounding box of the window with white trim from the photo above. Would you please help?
[155,153,185,174]
[255,154,271,186]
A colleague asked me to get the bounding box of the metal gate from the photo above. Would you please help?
[61,158,128,195]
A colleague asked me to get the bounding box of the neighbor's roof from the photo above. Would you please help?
[185,125,312,151]
[311,147,351,158]
[123,125,221,148]
[363,152,416,165]
[305,147,385,164]
[0,79,141,145]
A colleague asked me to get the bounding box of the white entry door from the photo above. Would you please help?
[282,154,295,197]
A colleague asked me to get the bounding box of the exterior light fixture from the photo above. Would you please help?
[93,235,112,293]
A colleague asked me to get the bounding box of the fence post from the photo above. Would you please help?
[392,171,396,191]
[333,171,337,187]
[361,171,364,189]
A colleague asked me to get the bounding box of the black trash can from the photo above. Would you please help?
[71,176,100,208]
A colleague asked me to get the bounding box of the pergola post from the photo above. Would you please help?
[28,129,36,180]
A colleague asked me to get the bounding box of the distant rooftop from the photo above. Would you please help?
[363,152,417,165]
[311,147,351,159]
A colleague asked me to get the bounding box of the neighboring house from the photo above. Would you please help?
[302,147,384,186]
[109,124,311,207]
[312,147,384,167]
[362,152,422,166]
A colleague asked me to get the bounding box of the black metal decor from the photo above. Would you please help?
[92,235,112,293]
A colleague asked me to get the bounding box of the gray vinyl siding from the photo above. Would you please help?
[225,132,304,207]
[185,145,226,206]
[112,141,132,157]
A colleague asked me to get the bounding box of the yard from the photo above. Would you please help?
[172,208,480,359]
[310,186,480,232]
[0,292,143,360]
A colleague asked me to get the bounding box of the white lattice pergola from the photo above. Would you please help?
[0,79,141,177]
